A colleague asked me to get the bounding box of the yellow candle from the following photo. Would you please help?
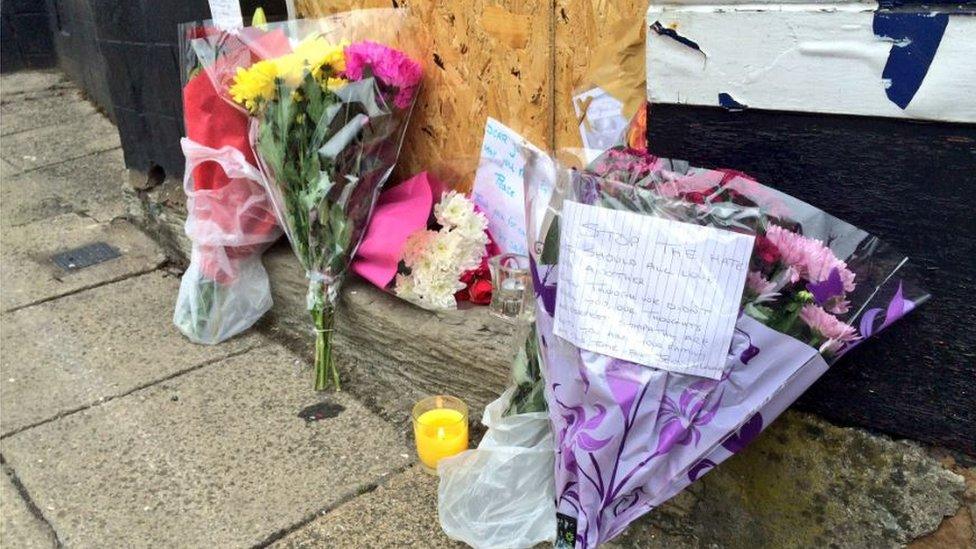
[413,398,469,473]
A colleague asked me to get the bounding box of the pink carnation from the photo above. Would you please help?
[746,270,776,296]
[343,41,422,109]
[764,224,856,292]
[799,304,860,353]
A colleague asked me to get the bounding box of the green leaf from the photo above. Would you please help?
[540,218,561,265]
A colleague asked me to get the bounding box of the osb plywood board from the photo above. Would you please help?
[297,0,554,190]
[554,0,649,149]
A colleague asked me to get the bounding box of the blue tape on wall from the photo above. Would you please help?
[873,12,949,109]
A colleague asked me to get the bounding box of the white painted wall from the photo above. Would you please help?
[646,2,976,123]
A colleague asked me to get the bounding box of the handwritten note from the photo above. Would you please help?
[209,0,243,31]
[472,118,547,256]
[554,201,755,379]
[573,87,628,164]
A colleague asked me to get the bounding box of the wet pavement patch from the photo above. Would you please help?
[299,401,346,422]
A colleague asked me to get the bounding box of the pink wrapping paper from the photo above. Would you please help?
[351,172,436,288]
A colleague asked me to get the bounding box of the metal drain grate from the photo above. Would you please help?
[52,242,121,271]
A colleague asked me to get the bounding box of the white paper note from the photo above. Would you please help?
[472,118,548,256]
[573,87,628,164]
[554,201,755,379]
[209,0,243,31]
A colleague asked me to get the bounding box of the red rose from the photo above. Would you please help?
[468,278,493,305]
[754,235,780,264]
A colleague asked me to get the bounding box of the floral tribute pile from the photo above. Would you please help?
[185,11,426,390]
[521,146,927,548]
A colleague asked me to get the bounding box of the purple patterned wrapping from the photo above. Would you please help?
[522,148,927,548]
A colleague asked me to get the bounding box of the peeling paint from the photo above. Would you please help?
[873,12,949,109]
[646,3,976,123]
[718,92,747,110]
[650,20,706,57]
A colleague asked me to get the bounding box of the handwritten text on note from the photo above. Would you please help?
[209,0,243,30]
[472,118,548,256]
[554,201,755,379]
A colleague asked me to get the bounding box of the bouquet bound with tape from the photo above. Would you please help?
[521,146,928,547]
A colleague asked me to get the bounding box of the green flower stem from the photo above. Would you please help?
[312,300,338,391]
[309,283,340,391]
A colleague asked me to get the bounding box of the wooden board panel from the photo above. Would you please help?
[553,0,648,149]
[297,0,553,190]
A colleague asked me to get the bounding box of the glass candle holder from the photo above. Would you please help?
[412,395,469,474]
[488,253,534,322]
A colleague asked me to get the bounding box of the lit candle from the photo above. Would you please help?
[412,395,469,474]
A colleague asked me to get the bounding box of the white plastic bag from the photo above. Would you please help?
[173,139,282,344]
[438,388,556,549]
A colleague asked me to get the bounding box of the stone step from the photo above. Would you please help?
[127,174,972,547]
[261,244,519,425]
[127,173,519,426]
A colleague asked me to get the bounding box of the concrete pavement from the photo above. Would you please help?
[0,70,448,548]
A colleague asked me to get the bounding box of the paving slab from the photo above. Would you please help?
[1,87,98,136]
[0,113,119,174]
[0,271,262,434]
[612,411,965,548]
[0,214,165,311]
[274,465,460,548]
[0,471,56,548]
[0,71,69,97]
[1,344,413,548]
[1,148,127,226]
[1,158,17,179]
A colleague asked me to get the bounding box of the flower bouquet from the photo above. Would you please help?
[173,22,286,344]
[394,189,498,310]
[187,10,427,390]
[349,172,499,311]
[522,146,928,547]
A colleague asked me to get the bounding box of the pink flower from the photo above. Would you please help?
[799,304,860,353]
[343,41,422,109]
[764,225,856,292]
[746,270,777,296]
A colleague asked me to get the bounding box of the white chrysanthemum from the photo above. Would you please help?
[393,273,417,300]
[434,191,476,228]
[402,230,437,268]
[394,192,490,311]
[453,209,489,242]
[425,230,462,269]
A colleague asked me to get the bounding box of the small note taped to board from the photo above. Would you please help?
[209,0,243,31]
[573,87,628,164]
[554,201,755,379]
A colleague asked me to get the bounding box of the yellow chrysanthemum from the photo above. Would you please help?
[295,37,347,71]
[229,59,278,113]
[228,37,348,113]
[272,53,309,87]
[292,36,348,81]
[325,77,347,91]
